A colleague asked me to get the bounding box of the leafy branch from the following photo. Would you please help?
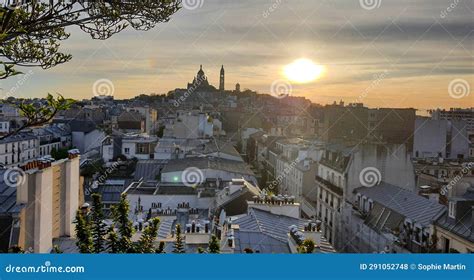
[0,93,74,140]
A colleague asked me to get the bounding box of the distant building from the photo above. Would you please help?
[0,119,10,135]
[219,65,225,91]
[125,106,158,135]
[313,143,416,249]
[235,83,241,93]
[431,108,474,133]
[67,120,106,154]
[163,110,213,139]
[314,103,416,152]
[413,117,470,159]
[0,133,38,168]
[121,134,158,160]
[117,111,145,133]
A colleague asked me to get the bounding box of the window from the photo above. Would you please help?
[448,201,456,218]
[124,148,130,154]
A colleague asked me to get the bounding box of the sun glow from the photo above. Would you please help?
[284,58,325,83]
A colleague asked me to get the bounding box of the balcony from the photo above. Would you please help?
[315,176,343,196]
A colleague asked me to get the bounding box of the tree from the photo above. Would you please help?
[74,210,93,253]
[91,193,107,253]
[0,1,181,79]
[136,217,160,253]
[0,94,74,140]
[51,146,71,160]
[0,1,180,138]
[156,241,166,254]
[172,224,185,253]
[298,239,315,254]
[52,245,63,254]
[207,235,220,254]
[111,193,134,253]
[107,228,119,253]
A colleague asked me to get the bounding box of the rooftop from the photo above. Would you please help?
[162,157,254,176]
[355,183,446,226]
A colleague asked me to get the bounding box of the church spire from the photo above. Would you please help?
[219,65,225,91]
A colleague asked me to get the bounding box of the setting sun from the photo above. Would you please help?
[284,58,325,83]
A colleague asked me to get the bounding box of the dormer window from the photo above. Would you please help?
[448,201,456,219]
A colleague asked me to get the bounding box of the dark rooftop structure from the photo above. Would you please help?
[231,208,335,253]
[435,186,474,244]
[355,182,446,227]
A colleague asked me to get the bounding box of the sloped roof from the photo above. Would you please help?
[232,208,335,253]
[355,183,446,226]
[435,187,474,243]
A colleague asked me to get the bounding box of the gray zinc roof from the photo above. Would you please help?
[355,183,446,226]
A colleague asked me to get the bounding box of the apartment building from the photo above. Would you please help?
[313,143,416,249]
[0,133,38,168]
[0,151,83,253]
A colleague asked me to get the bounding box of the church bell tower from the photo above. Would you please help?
[219,65,225,91]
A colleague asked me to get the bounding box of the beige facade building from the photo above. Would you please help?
[0,152,83,253]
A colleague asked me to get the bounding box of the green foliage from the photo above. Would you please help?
[111,194,134,253]
[197,247,205,254]
[156,241,166,254]
[208,235,220,254]
[107,229,119,254]
[136,218,160,253]
[91,194,107,253]
[51,147,71,160]
[0,1,181,79]
[74,210,93,253]
[8,246,25,253]
[52,245,63,254]
[0,94,74,140]
[172,224,185,253]
[298,239,315,254]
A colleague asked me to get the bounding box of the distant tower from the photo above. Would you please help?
[219,65,225,91]
[235,83,241,93]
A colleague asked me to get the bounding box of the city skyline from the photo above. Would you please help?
[1,0,473,109]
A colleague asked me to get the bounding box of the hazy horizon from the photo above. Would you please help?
[1,0,472,110]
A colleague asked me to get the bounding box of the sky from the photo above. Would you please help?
[1,0,473,110]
